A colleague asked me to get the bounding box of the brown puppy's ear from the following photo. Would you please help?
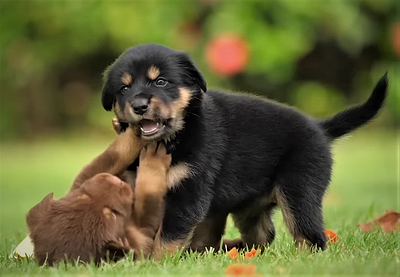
[26,193,54,231]
[176,52,207,93]
[104,239,130,261]
[101,68,115,111]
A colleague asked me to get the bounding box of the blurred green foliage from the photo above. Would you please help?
[0,0,399,140]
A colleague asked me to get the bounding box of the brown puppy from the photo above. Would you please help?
[27,173,133,265]
[27,131,171,265]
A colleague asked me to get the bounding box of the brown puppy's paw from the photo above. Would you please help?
[139,142,172,172]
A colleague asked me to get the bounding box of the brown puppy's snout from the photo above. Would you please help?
[98,174,130,190]
[95,173,120,185]
[107,175,130,190]
[120,183,133,199]
[132,97,149,115]
[107,176,133,198]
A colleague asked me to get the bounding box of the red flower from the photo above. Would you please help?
[205,34,250,77]
[325,229,338,244]
[392,23,400,58]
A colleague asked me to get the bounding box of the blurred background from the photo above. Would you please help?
[0,0,399,237]
[0,0,399,139]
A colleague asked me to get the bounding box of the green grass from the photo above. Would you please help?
[1,129,399,276]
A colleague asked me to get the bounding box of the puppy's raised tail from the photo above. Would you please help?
[318,73,388,140]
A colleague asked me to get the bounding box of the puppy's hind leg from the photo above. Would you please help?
[276,186,326,250]
[232,202,277,250]
[189,214,228,252]
[274,150,331,250]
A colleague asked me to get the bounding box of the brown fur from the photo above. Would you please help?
[168,88,192,134]
[129,143,171,258]
[71,126,144,191]
[27,127,171,265]
[27,173,133,266]
[150,97,170,121]
[170,88,191,119]
[149,88,192,127]
[166,162,192,189]
[114,102,126,122]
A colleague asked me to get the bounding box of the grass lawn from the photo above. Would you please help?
[0,128,399,276]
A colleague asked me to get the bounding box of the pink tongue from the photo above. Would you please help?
[140,119,158,132]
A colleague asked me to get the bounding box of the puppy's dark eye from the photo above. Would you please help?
[120,86,129,95]
[154,78,168,87]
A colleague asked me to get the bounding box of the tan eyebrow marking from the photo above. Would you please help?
[121,72,132,86]
[147,65,160,80]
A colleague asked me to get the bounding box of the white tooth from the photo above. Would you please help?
[140,122,162,135]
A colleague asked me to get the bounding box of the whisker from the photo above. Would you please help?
[186,112,200,118]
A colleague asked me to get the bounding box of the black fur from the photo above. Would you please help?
[318,72,388,139]
[102,44,388,250]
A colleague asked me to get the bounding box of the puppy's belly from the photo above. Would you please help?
[208,184,275,217]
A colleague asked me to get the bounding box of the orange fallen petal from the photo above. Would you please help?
[325,229,338,243]
[358,222,374,232]
[244,248,259,260]
[226,264,257,276]
[358,210,400,233]
[227,247,239,260]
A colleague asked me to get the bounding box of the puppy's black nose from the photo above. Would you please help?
[132,98,149,115]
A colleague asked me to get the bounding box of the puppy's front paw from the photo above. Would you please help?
[139,142,172,171]
[136,142,171,196]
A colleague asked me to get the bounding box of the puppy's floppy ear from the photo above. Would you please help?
[101,68,115,111]
[176,53,207,93]
[26,193,54,231]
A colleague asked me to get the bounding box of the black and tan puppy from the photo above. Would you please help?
[101,44,388,252]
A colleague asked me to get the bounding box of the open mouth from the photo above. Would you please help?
[139,119,165,137]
